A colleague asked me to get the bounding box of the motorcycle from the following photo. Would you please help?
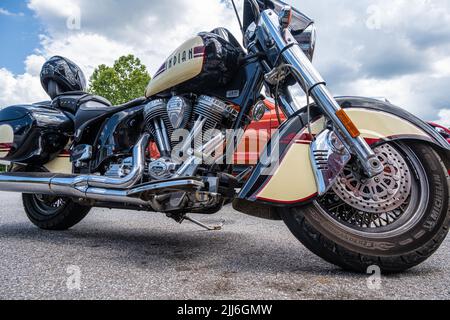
[0,0,449,273]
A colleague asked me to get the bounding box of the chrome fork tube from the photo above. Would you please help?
[259,9,383,177]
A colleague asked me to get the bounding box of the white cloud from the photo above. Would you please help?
[0,68,48,108]
[0,0,449,124]
[432,57,450,78]
[27,0,241,75]
[434,109,450,127]
[24,54,46,76]
[0,8,24,16]
[1,0,241,107]
[38,33,135,76]
[27,0,80,22]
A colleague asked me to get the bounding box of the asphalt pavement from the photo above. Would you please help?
[0,192,449,300]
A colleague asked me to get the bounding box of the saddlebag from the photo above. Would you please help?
[0,102,73,165]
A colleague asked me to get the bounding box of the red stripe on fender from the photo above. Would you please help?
[295,140,312,145]
[60,150,71,156]
[364,138,381,145]
[0,143,12,149]
[257,193,318,205]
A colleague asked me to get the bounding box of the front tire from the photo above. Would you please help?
[281,142,450,273]
[23,194,91,231]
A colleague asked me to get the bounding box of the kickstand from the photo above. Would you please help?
[183,216,223,231]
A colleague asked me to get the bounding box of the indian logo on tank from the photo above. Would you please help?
[145,36,206,97]
[154,44,205,79]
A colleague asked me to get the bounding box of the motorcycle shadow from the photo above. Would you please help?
[0,221,440,278]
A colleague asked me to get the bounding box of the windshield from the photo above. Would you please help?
[271,0,314,33]
[243,0,313,33]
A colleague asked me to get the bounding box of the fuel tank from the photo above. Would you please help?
[145,31,242,97]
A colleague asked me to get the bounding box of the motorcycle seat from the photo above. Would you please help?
[50,92,147,135]
[51,92,112,114]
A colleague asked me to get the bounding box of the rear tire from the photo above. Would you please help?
[281,142,450,273]
[23,194,91,231]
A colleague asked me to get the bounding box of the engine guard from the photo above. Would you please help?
[238,97,450,207]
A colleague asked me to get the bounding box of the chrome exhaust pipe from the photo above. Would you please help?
[67,133,150,190]
[0,134,150,202]
[0,133,205,207]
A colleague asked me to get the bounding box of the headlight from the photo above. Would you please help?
[293,24,317,61]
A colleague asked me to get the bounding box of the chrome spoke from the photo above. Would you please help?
[319,144,417,232]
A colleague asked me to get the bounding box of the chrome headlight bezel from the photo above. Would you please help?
[293,23,317,61]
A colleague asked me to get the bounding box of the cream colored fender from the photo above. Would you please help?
[238,100,450,206]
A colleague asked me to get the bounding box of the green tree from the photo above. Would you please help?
[89,54,151,105]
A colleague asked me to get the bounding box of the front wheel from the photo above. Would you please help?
[281,142,450,273]
[23,194,91,231]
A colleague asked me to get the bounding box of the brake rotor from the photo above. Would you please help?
[332,144,412,214]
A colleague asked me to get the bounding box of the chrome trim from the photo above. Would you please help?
[0,134,150,198]
[167,96,191,130]
[310,130,351,196]
[78,134,149,189]
[70,144,93,163]
[251,101,266,122]
[279,94,300,116]
[176,117,206,158]
[128,179,204,196]
[260,10,324,92]
[278,5,292,29]
[175,131,225,177]
[153,119,170,155]
[160,118,172,153]
[259,9,383,177]
[0,175,204,210]
[0,133,207,211]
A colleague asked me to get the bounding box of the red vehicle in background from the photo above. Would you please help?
[151,101,449,166]
[150,99,285,165]
[429,122,450,144]
[238,103,450,165]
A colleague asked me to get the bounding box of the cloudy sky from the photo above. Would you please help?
[0,0,449,126]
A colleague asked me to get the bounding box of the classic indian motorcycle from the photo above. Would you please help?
[0,0,449,273]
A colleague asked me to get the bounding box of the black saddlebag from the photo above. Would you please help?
[0,102,73,164]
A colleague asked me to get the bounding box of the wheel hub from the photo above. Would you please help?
[332,144,412,214]
[35,194,66,209]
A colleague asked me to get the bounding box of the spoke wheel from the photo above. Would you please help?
[23,193,91,231]
[280,141,450,273]
[318,143,428,237]
[31,195,68,216]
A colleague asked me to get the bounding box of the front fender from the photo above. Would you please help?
[238,96,450,207]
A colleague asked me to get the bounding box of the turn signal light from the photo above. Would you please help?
[279,6,293,29]
[336,109,361,138]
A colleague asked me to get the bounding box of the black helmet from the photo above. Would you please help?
[40,56,87,99]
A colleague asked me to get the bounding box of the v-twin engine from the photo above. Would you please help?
[143,95,238,179]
